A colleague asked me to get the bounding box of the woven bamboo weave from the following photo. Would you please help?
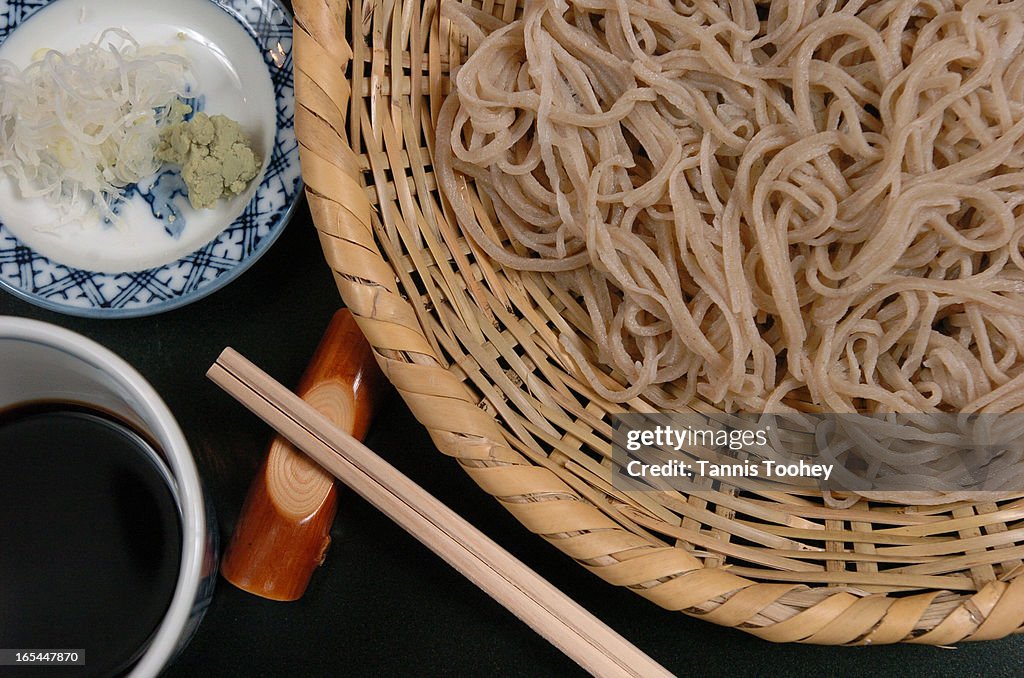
[291,0,1024,644]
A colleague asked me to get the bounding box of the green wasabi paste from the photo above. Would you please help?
[157,102,260,209]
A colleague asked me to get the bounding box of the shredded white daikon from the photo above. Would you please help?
[0,28,191,226]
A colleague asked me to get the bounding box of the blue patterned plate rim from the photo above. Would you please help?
[0,0,302,318]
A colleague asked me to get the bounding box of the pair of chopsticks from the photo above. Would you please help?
[208,348,672,678]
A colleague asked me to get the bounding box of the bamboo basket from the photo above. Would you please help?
[291,0,1024,644]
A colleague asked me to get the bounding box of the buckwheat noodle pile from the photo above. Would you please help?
[436,0,1024,424]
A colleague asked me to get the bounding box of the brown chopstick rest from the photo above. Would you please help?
[220,309,386,601]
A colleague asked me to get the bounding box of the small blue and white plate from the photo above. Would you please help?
[0,0,301,317]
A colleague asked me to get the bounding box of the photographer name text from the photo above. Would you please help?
[624,458,833,480]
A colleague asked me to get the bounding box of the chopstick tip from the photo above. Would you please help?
[208,346,241,380]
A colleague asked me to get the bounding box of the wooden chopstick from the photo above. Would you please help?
[208,347,673,678]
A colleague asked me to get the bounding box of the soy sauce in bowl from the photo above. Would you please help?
[0,401,183,677]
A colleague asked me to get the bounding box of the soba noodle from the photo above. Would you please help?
[436,0,1024,417]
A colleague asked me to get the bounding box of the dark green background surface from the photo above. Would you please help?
[2,199,1022,678]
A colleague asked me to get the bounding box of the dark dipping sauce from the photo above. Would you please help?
[0,402,183,678]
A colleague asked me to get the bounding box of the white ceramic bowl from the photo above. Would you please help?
[0,316,216,677]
